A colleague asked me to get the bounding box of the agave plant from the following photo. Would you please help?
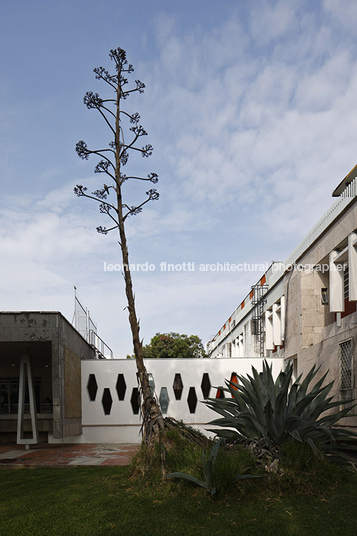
[206,360,357,465]
[165,438,260,495]
[165,438,221,495]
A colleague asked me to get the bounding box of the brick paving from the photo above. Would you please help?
[0,443,140,468]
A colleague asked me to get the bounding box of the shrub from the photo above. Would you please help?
[206,360,357,467]
[165,439,261,496]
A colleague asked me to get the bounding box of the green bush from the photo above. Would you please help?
[131,427,261,496]
[276,440,347,496]
[282,439,316,472]
[131,426,209,484]
[213,442,258,493]
[163,427,206,475]
[166,439,262,496]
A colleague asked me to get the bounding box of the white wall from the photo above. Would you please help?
[49,357,284,444]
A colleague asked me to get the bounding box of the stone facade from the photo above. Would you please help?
[206,167,357,430]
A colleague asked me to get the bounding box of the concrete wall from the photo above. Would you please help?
[54,313,95,438]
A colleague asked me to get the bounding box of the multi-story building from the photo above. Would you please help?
[206,165,357,427]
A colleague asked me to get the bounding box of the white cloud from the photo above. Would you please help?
[3,0,357,355]
[249,0,299,46]
[294,51,352,111]
[323,0,357,29]
[141,5,357,251]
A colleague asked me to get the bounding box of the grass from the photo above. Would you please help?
[0,438,357,536]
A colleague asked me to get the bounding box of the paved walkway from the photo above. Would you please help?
[0,443,140,468]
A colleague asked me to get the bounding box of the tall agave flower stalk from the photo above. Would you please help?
[206,360,357,465]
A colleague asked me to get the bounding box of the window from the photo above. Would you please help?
[339,339,352,390]
[344,265,349,300]
[0,379,42,414]
[237,333,244,358]
[159,387,170,414]
[321,288,328,305]
[251,318,259,336]
[339,340,353,408]
[341,263,356,318]
[293,358,298,382]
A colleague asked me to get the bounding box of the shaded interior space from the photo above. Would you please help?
[0,341,52,443]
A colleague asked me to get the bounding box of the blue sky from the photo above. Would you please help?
[1,0,357,356]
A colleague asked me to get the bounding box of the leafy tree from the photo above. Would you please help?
[74,47,164,443]
[141,332,208,359]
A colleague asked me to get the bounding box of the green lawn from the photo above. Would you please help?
[0,464,356,536]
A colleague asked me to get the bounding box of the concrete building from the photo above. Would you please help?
[206,165,357,428]
[0,312,97,444]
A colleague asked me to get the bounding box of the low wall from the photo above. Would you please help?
[49,357,284,444]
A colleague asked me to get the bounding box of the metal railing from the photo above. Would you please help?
[89,330,114,359]
[72,289,113,359]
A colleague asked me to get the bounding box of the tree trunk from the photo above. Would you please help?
[117,208,164,442]
[115,73,164,444]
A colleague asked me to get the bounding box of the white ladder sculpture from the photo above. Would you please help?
[17,354,38,447]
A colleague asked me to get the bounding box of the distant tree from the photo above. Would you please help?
[141,333,208,359]
[74,47,164,444]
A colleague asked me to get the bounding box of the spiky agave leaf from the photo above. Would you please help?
[234,473,263,481]
[202,437,221,491]
[165,439,222,495]
[165,472,208,490]
[206,360,357,465]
